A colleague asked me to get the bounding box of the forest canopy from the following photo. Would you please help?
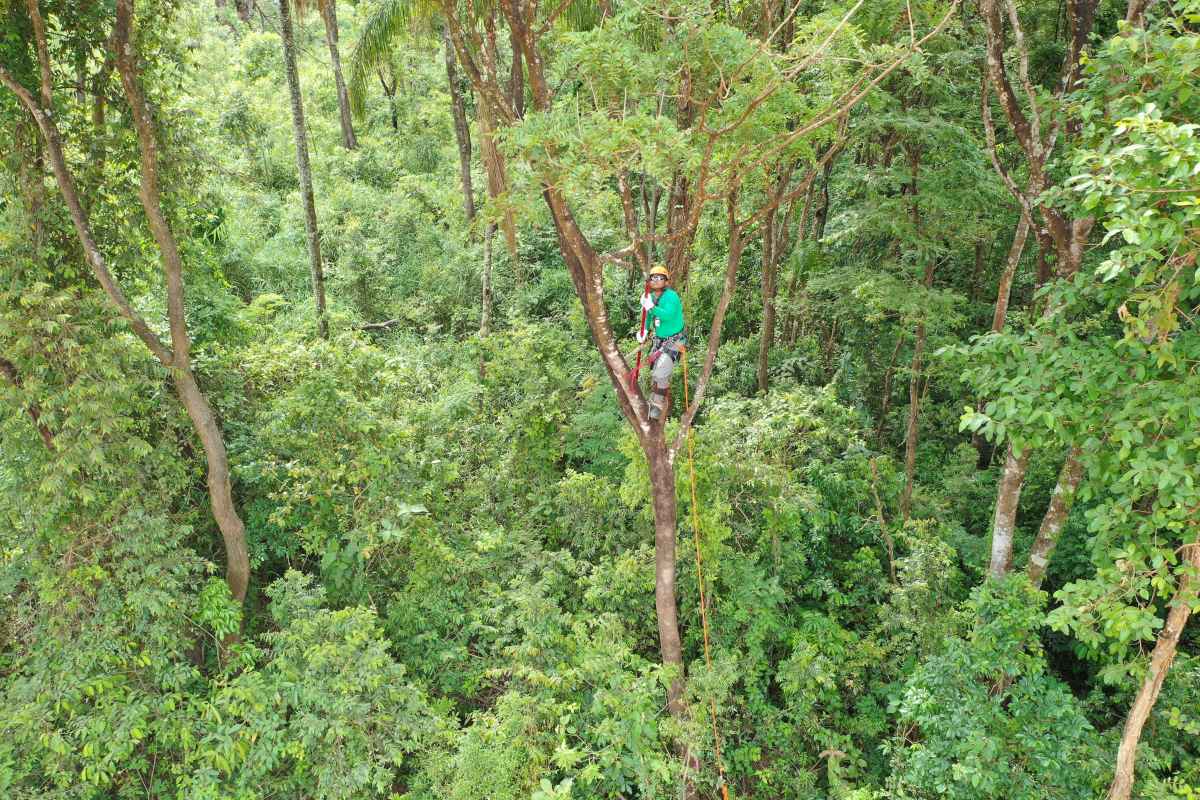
[0,0,1198,798]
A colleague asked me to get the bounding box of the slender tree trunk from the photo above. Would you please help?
[279,0,328,338]
[1027,446,1084,588]
[481,223,495,336]
[900,148,928,523]
[320,0,357,150]
[988,445,1030,578]
[869,458,897,584]
[899,273,930,523]
[876,333,904,448]
[1108,537,1200,800]
[648,441,685,716]
[991,212,1031,332]
[757,205,779,394]
[113,0,251,605]
[443,28,476,224]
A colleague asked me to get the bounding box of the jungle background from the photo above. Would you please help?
[0,0,1198,798]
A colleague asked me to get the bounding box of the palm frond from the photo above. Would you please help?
[347,0,438,119]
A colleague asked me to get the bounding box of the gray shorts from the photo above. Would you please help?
[650,334,685,388]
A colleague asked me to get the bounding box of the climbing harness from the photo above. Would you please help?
[681,352,731,800]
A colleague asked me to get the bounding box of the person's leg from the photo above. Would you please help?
[649,350,677,420]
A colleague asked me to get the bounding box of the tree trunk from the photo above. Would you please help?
[1027,446,1084,588]
[648,441,685,717]
[113,0,251,606]
[509,26,524,118]
[279,0,328,338]
[757,205,779,394]
[443,28,476,224]
[320,0,358,150]
[481,223,495,336]
[899,290,929,523]
[1108,538,1200,800]
[900,148,928,523]
[876,333,904,448]
[991,212,1031,332]
[988,445,1030,578]
[235,0,252,22]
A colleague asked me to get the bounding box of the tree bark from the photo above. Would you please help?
[1108,537,1200,800]
[113,0,251,605]
[235,0,252,22]
[320,0,358,150]
[988,445,1030,578]
[876,333,904,448]
[1027,446,1084,588]
[900,148,929,523]
[648,440,685,716]
[279,0,329,338]
[443,28,476,224]
[991,212,1032,332]
[480,223,495,336]
[757,204,779,394]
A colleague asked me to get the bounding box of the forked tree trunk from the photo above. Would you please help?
[1108,538,1200,800]
[1027,446,1084,588]
[279,0,329,338]
[320,0,358,150]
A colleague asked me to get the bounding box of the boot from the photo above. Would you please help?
[649,387,668,420]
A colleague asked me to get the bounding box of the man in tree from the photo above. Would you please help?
[636,265,686,421]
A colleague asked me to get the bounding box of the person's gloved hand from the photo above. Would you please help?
[636,329,648,343]
[640,293,655,311]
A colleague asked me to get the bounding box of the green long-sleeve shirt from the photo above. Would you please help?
[648,288,684,338]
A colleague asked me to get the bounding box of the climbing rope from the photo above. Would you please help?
[681,351,731,800]
[629,280,652,389]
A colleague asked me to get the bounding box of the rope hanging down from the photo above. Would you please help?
[681,352,731,800]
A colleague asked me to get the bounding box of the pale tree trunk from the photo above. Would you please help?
[319,0,358,150]
[988,446,1030,578]
[279,0,329,338]
[443,28,475,224]
[1027,446,1084,587]
[1108,537,1200,800]
[974,212,1032,467]
[0,1,252,607]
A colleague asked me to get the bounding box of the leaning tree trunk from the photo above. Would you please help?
[114,0,251,605]
[1027,446,1084,588]
[1108,537,1200,800]
[320,0,358,150]
[279,0,328,338]
[0,0,252,606]
[988,446,1030,578]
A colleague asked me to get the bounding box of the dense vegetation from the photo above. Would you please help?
[0,0,1197,798]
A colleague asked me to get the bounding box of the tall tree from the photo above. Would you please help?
[279,0,329,338]
[440,0,957,735]
[0,0,251,606]
[313,0,359,150]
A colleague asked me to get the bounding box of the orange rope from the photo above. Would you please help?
[681,351,731,800]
